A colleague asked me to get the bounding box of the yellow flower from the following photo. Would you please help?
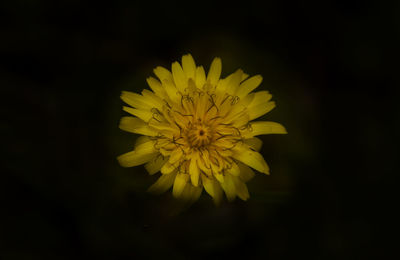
[117,54,287,205]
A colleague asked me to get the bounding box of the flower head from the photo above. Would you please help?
[118,54,287,204]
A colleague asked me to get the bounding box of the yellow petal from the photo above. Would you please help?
[228,161,240,176]
[241,72,249,81]
[232,144,270,174]
[249,90,272,106]
[189,157,200,186]
[119,117,158,136]
[148,171,177,194]
[146,77,166,98]
[201,174,223,205]
[182,54,196,79]
[145,154,168,175]
[180,183,201,202]
[121,91,150,109]
[207,57,222,85]
[171,61,187,92]
[238,92,256,107]
[237,162,255,182]
[197,155,212,176]
[153,66,172,82]
[117,141,158,167]
[226,69,243,95]
[189,185,203,203]
[236,75,263,98]
[122,106,153,122]
[244,121,287,137]
[134,136,151,148]
[248,101,276,120]
[232,175,249,201]
[215,77,230,94]
[172,173,189,198]
[168,148,183,165]
[141,89,164,110]
[180,184,193,201]
[220,174,236,201]
[195,66,206,88]
[243,137,263,151]
[160,162,176,175]
[246,91,274,120]
[162,79,181,103]
[214,172,225,183]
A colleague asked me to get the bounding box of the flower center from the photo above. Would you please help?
[186,123,214,148]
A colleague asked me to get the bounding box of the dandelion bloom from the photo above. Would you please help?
[117,54,287,204]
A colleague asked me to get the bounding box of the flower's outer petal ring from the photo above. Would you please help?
[119,116,158,136]
[145,154,168,175]
[244,121,287,138]
[148,171,177,194]
[232,145,270,174]
[207,57,222,86]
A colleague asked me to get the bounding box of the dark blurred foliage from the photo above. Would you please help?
[1,0,398,259]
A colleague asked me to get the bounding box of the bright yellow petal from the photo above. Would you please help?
[232,144,270,174]
[197,155,212,176]
[121,91,151,110]
[189,157,200,186]
[243,137,263,151]
[141,89,164,110]
[236,75,263,98]
[148,171,177,194]
[146,77,166,98]
[119,117,158,136]
[214,172,225,183]
[168,148,183,165]
[153,66,172,82]
[145,154,168,175]
[244,121,287,138]
[117,141,158,168]
[227,161,240,176]
[182,54,196,79]
[226,69,243,95]
[215,76,230,94]
[248,101,276,120]
[195,66,206,88]
[160,161,176,175]
[245,91,274,120]
[134,136,151,148]
[249,90,272,106]
[162,79,181,103]
[207,57,222,85]
[172,173,189,198]
[171,61,187,92]
[241,72,249,81]
[122,106,153,122]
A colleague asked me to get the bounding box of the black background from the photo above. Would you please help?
[1,0,398,259]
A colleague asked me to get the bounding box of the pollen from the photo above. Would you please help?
[117,54,287,205]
